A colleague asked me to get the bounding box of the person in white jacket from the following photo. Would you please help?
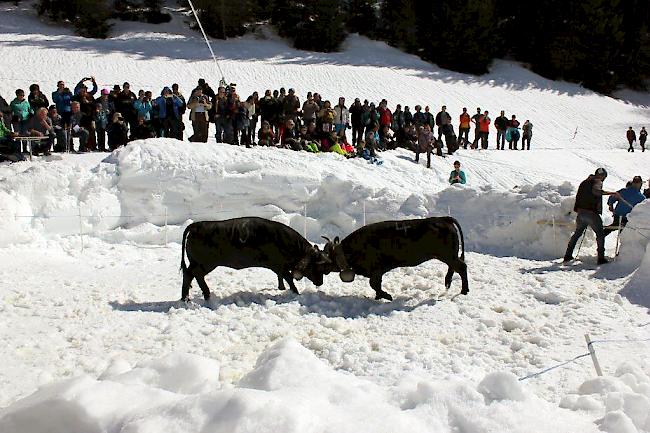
[333,97,349,137]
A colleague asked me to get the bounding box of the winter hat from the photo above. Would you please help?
[101,88,110,95]
[595,168,608,178]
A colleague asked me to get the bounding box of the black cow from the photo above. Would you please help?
[180,217,330,301]
[323,216,468,301]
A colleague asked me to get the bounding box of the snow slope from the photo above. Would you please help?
[1,3,650,433]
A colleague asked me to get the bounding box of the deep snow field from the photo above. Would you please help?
[1,2,650,433]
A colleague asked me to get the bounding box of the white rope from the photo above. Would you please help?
[186,0,226,83]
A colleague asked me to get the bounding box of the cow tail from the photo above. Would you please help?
[180,224,190,274]
[449,217,465,262]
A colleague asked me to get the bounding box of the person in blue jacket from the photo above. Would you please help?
[604,176,646,236]
[449,160,466,184]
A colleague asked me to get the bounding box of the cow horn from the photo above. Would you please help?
[334,236,340,244]
[321,235,332,243]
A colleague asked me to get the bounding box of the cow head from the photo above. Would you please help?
[322,236,355,283]
[292,244,331,286]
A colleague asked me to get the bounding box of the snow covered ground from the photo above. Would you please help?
[1,3,650,433]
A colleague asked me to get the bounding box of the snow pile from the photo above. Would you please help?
[0,141,576,258]
[560,362,650,433]
[0,339,600,433]
[617,201,650,308]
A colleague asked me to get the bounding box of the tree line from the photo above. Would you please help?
[28,0,650,94]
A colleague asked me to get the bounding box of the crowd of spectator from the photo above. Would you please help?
[0,77,537,167]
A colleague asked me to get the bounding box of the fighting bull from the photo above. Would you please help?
[180,217,330,301]
[323,216,468,300]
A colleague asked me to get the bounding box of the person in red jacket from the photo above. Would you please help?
[459,107,471,148]
[478,110,491,149]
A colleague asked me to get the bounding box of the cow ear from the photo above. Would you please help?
[334,236,340,244]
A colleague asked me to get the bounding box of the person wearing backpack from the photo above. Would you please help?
[458,107,471,148]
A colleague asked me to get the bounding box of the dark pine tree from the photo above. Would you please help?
[344,0,378,37]
[379,0,417,52]
[293,0,347,52]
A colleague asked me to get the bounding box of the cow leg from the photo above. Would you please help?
[284,272,300,294]
[370,274,392,301]
[277,274,287,291]
[450,258,469,295]
[444,266,454,289]
[181,265,194,301]
[194,271,212,301]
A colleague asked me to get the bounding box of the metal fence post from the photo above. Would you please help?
[585,334,603,376]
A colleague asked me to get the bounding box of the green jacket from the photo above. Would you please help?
[10,98,32,121]
[0,121,12,139]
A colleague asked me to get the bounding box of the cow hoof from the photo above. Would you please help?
[203,294,211,301]
[375,291,393,301]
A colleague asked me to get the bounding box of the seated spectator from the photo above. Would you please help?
[129,115,155,141]
[0,113,21,161]
[10,89,32,134]
[280,119,301,150]
[298,124,319,153]
[358,140,383,165]
[0,93,10,122]
[364,123,380,157]
[107,112,129,150]
[26,107,55,155]
[449,160,467,184]
[70,101,90,152]
[257,120,275,146]
[48,105,67,152]
[338,131,356,155]
[379,125,396,150]
[187,88,212,143]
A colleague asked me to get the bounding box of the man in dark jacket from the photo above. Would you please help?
[471,107,482,149]
[494,110,508,150]
[435,106,452,141]
[563,168,620,264]
[626,127,636,152]
[349,98,364,145]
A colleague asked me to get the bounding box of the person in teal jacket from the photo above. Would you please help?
[10,89,33,134]
[449,160,467,184]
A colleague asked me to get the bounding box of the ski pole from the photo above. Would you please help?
[576,231,586,258]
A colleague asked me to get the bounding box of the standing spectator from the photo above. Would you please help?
[478,110,490,149]
[133,92,153,123]
[244,95,256,145]
[107,112,129,150]
[435,105,452,141]
[48,105,67,151]
[639,126,647,152]
[507,115,521,150]
[154,87,184,140]
[313,93,324,109]
[94,99,111,151]
[28,84,50,113]
[196,78,215,100]
[10,89,32,134]
[494,110,508,150]
[187,88,212,143]
[644,179,650,199]
[424,106,435,130]
[604,176,646,236]
[258,90,275,129]
[333,97,349,137]
[626,126,636,152]
[74,77,98,97]
[416,123,434,168]
[234,102,250,147]
[378,101,392,134]
[26,107,54,155]
[458,107,471,148]
[403,106,413,128]
[301,93,319,127]
[449,160,467,184]
[522,120,533,150]
[391,104,404,137]
[283,88,300,128]
[52,81,73,127]
[349,98,364,145]
[470,107,482,149]
[69,101,90,152]
[114,82,137,133]
[73,86,97,150]
[0,93,11,122]
[172,83,186,140]
[413,105,426,128]
[563,168,619,264]
[362,103,379,139]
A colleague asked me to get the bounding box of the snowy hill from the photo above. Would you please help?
[1,3,650,433]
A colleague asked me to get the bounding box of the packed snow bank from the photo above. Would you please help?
[616,201,650,308]
[0,339,600,433]
[561,362,650,433]
[0,141,578,258]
